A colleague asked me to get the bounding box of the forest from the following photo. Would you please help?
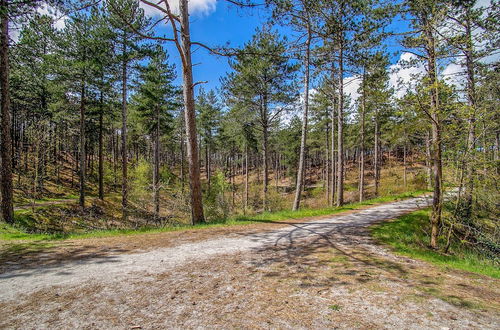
[0,0,499,327]
[1,0,499,252]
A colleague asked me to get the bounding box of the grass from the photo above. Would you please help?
[328,304,342,311]
[0,190,429,242]
[371,209,500,279]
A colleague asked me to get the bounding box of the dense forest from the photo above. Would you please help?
[0,0,498,259]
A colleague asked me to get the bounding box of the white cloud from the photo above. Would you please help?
[343,75,361,105]
[442,61,465,90]
[37,4,68,30]
[389,52,426,98]
[140,0,217,17]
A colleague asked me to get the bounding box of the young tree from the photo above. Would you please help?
[197,88,222,190]
[107,0,151,219]
[88,7,116,200]
[132,45,178,221]
[268,0,317,210]
[317,0,394,206]
[404,0,448,249]
[223,28,298,210]
[59,13,96,209]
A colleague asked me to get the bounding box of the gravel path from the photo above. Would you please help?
[0,195,432,302]
[1,195,499,329]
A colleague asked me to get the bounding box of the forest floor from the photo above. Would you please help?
[0,195,498,329]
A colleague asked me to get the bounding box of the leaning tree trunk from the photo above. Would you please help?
[293,26,311,211]
[0,0,13,224]
[179,0,205,224]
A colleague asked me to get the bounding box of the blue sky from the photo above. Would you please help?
[36,0,492,102]
[158,1,271,92]
[150,0,415,99]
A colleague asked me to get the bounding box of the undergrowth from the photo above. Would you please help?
[371,209,500,278]
[1,190,428,242]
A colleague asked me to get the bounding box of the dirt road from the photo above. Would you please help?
[1,195,498,329]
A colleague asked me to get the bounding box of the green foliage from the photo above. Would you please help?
[129,159,151,204]
[372,210,500,278]
[203,171,231,221]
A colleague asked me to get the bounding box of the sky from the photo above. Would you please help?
[23,0,496,106]
[141,0,420,101]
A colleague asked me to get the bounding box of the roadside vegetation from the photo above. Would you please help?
[372,209,499,279]
[2,190,428,242]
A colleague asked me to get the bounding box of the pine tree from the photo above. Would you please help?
[107,0,151,220]
[132,45,178,221]
[223,28,298,210]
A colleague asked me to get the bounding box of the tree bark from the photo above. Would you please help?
[374,108,380,196]
[359,70,366,202]
[121,34,128,220]
[293,26,311,211]
[336,42,344,207]
[153,107,160,221]
[0,0,13,224]
[262,122,269,211]
[79,81,86,209]
[462,8,476,217]
[179,0,205,224]
[244,144,249,213]
[426,22,443,249]
[98,90,104,200]
[325,120,330,205]
[425,130,432,189]
[403,143,407,188]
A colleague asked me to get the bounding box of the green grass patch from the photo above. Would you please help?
[371,209,500,279]
[328,304,342,311]
[1,190,429,242]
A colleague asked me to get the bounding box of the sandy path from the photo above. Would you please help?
[1,195,431,301]
[1,195,498,329]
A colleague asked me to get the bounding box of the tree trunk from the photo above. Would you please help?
[121,35,128,220]
[98,90,104,200]
[205,140,211,190]
[403,143,407,188]
[244,144,249,213]
[359,71,366,202]
[336,43,344,207]
[293,27,311,211]
[153,107,160,221]
[426,23,443,249]
[180,127,185,192]
[179,0,205,224]
[462,9,476,217]
[325,120,330,205]
[330,76,336,206]
[79,82,86,209]
[425,130,432,189]
[263,123,269,211]
[374,109,380,196]
[0,0,13,224]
